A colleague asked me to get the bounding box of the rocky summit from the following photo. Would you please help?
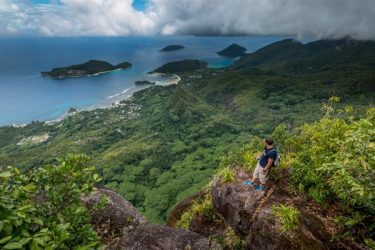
[168,167,367,250]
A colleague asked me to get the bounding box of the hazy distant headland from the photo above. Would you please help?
[41,60,132,80]
[217,43,247,57]
[160,45,185,52]
[151,59,208,74]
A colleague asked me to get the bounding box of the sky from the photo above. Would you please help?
[0,0,375,40]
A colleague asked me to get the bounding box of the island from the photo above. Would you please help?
[135,80,156,86]
[41,60,132,79]
[217,43,247,57]
[151,59,208,74]
[160,45,185,52]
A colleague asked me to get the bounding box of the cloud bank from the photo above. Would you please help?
[0,0,375,40]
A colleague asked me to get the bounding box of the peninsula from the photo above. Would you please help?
[151,59,207,74]
[41,60,132,79]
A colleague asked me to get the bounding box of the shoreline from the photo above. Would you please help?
[44,68,123,80]
[9,73,181,128]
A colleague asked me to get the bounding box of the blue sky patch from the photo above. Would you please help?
[31,0,148,11]
[132,0,148,11]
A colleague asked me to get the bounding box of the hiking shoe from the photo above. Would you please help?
[255,185,265,191]
[243,180,255,186]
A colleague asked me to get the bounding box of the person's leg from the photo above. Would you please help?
[244,163,261,186]
[258,168,269,188]
[252,163,261,182]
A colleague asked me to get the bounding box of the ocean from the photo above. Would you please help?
[0,36,285,126]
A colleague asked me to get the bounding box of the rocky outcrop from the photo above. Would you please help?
[82,188,147,235]
[209,168,363,250]
[119,224,221,250]
[169,167,366,250]
[211,176,266,236]
[84,188,221,249]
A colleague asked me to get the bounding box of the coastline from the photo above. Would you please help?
[44,68,124,80]
[11,73,181,127]
[0,35,286,129]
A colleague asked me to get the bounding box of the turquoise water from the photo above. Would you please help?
[0,36,285,125]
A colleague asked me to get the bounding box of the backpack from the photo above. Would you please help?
[270,149,281,167]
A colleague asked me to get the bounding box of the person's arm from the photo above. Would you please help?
[262,158,274,173]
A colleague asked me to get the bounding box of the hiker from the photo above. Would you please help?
[244,137,278,191]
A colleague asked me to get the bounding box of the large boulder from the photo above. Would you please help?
[84,188,221,249]
[211,176,266,236]
[118,224,221,250]
[82,188,147,235]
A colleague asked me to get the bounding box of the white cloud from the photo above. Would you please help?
[0,0,374,40]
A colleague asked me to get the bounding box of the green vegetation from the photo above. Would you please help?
[152,59,208,73]
[215,102,374,243]
[272,204,300,232]
[1,38,374,226]
[217,43,247,57]
[283,101,375,240]
[0,155,101,249]
[217,166,235,184]
[220,227,245,250]
[176,194,218,230]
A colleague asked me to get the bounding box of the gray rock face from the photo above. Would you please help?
[244,202,325,250]
[82,188,147,234]
[84,188,221,250]
[211,177,266,236]
[210,168,345,250]
[119,224,221,250]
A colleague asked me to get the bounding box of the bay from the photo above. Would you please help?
[0,35,285,125]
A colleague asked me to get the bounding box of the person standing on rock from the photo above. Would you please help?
[244,137,278,191]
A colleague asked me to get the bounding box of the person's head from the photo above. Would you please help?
[264,137,274,147]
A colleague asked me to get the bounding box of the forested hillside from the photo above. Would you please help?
[175,100,374,248]
[0,39,374,224]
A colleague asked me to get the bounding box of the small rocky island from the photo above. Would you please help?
[41,60,132,79]
[135,80,156,86]
[217,43,247,57]
[151,59,208,74]
[160,45,185,52]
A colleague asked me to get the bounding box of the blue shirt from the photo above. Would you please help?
[259,147,277,167]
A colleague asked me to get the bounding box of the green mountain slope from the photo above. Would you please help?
[0,39,374,223]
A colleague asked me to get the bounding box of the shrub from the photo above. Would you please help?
[0,154,102,249]
[217,167,235,184]
[272,204,300,232]
[282,101,375,240]
[219,137,262,172]
[221,226,244,249]
[176,194,218,230]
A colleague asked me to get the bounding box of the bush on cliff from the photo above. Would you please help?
[0,155,101,249]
